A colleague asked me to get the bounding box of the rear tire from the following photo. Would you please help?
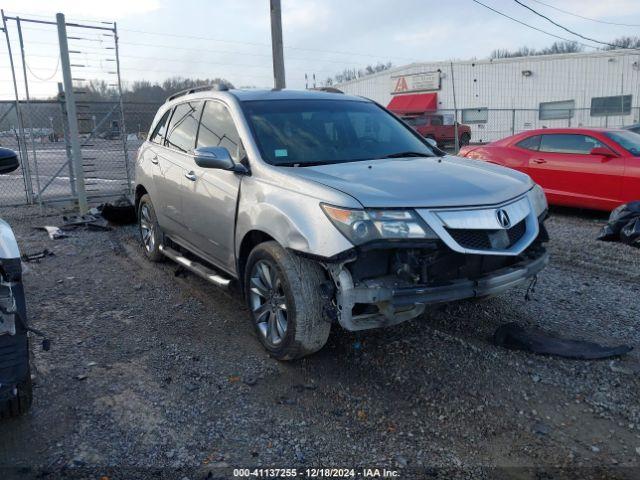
[138,194,164,262]
[244,241,331,360]
[460,132,471,146]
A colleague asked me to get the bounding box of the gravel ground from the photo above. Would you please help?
[0,204,639,479]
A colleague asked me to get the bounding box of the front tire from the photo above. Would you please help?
[460,132,471,146]
[244,241,331,360]
[0,369,32,419]
[138,194,163,262]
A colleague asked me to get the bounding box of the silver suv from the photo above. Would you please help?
[135,87,549,360]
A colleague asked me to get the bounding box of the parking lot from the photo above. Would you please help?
[0,203,638,478]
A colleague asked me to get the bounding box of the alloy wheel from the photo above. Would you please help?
[248,260,288,346]
[139,203,155,253]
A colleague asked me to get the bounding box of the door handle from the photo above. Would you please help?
[184,171,197,181]
[150,155,158,164]
[533,158,547,164]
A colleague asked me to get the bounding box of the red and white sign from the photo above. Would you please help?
[391,71,440,94]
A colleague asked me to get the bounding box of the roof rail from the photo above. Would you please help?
[166,83,229,102]
[311,87,344,94]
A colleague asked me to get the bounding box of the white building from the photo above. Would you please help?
[337,50,640,143]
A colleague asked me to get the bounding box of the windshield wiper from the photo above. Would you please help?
[383,151,432,158]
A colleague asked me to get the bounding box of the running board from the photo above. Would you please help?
[159,245,232,288]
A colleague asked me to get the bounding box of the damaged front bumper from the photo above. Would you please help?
[329,249,549,331]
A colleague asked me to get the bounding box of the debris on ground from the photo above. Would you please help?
[21,249,55,262]
[493,322,633,360]
[61,214,110,231]
[36,226,67,240]
[99,197,137,225]
[597,201,640,247]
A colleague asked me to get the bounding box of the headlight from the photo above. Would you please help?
[529,184,548,217]
[321,204,438,245]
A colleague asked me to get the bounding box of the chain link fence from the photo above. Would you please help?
[0,99,161,207]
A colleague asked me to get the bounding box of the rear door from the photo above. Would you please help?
[181,100,244,272]
[157,100,203,235]
[531,133,624,208]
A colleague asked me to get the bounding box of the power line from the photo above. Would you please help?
[119,27,417,62]
[528,0,640,28]
[514,0,636,49]
[470,0,600,50]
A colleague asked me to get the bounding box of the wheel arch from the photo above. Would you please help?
[134,184,149,212]
[237,230,276,293]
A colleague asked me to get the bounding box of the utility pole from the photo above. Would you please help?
[270,0,286,89]
[450,61,459,154]
[57,12,88,213]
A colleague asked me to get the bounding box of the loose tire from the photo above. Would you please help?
[244,241,331,360]
[460,132,471,146]
[0,369,32,419]
[138,194,163,262]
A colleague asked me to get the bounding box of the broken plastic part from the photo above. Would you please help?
[493,322,632,360]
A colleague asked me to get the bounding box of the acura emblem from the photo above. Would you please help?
[496,209,511,228]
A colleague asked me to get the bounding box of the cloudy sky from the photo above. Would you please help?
[1,0,640,99]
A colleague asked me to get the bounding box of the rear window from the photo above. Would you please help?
[516,135,541,151]
[149,110,171,144]
[165,101,203,153]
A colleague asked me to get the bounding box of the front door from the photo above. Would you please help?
[182,100,243,273]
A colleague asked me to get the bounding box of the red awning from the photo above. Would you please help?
[387,93,438,115]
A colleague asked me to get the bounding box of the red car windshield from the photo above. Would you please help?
[605,130,640,156]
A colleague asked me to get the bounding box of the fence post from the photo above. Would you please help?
[511,109,515,136]
[16,17,42,205]
[57,82,76,197]
[1,9,33,204]
[113,22,132,193]
[56,12,87,213]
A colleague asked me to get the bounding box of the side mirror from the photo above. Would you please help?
[0,148,19,174]
[590,147,617,158]
[193,146,235,170]
[425,137,438,148]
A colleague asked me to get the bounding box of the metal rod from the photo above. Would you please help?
[450,61,459,153]
[113,21,132,192]
[270,0,286,89]
[3,15,114,31]
[16,17,43,205]
[57,82,76,196]
[1,9,33,203]
[57,12,87,213]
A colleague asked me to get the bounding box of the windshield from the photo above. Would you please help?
[605,130,640,156]
[242,99,434,166]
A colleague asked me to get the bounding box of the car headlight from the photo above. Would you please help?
[529,184,548,217]
[321,204,438,245]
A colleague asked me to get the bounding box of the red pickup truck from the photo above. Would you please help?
[401,113,471,147]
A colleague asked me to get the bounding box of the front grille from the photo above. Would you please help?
[446,219,527,251]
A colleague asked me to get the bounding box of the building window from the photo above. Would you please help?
[590,95,632,117]
[539,100,574,120]
[461,108,488,124]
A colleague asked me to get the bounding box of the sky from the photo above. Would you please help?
[1,0,640,99]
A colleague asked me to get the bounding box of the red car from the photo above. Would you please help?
[459,128,640,211]
[401,113,472,147]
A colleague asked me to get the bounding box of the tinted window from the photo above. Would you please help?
[539,134,604,154]
[462,108,488,124]
[149,110,171,144]
[402,116,427,127]
[242,99,433,166]
[539,100,574,120]
[591,95,632,117]
[605,130,640,156]
[196,101,242,161]
[165,101,202,153]
[516,135,541,151]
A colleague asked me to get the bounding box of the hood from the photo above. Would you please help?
[284,155,533,208]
